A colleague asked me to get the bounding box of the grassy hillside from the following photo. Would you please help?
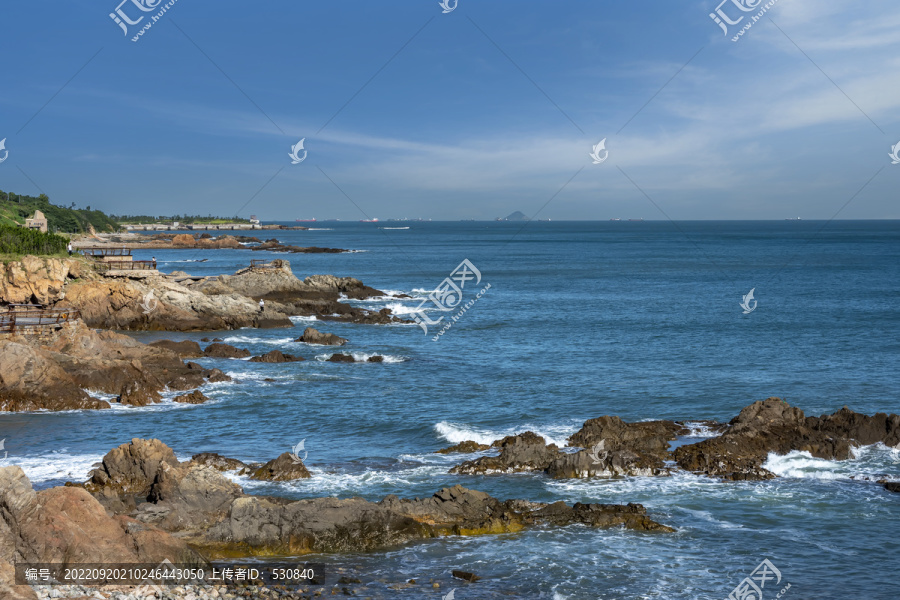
[0,190,120,233]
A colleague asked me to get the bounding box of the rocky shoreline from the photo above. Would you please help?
[1,398,898,599]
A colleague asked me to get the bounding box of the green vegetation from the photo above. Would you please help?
[0,190,120,233]
[111,214,251,224]
[0,224,68,255]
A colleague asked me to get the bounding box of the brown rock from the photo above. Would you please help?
[174,390,208,404]
[171,234,196,247]
[885,482,900,493]
[327,353,357,363]
[249,350,305,363]
[249,453,312,481]
[204,343,251,358]
[190,453,249,472]
[149,339,204,358]
[296,327,348,346]
[451,432,560,475]
[436,441,490,454]
[452,571,480,582]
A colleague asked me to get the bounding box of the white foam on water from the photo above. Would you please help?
[379,227,410,230]
[289,315,318,323]
[220,336,296,345]
[762,444,900,481]
[680,421,723,438]
[433,422,573,448]
[382,302,432,316]
[314,352,408,364]
[306,228,334,231]
[6,452,102,485]
[225,463,447,496]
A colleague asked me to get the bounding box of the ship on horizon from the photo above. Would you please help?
[360,218,379,223]
[295,218,317,222]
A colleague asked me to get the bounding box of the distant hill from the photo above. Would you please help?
[0,190,120,233]
[498,211,529,221]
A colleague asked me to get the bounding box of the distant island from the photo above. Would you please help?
[496,211,529,221]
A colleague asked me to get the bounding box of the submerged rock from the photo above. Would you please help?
[437,441,491,454]
[249,349,305,363]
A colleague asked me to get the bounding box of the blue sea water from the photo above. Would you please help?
[3,221,899,599]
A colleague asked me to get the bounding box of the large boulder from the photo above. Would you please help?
[450,432,561,475]
[249,453,312,481]
[0,466,204,569]
[296,327,348,346]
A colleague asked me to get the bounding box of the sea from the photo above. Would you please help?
[2,220,899,599]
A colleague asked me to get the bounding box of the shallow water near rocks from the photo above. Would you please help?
[3,221,899,599]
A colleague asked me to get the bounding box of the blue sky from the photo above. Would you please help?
[1,0,898,220]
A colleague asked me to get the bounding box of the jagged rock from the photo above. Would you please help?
[674,399,900,481]
[302,275,385,299]
[0,466,204,569]
[437,441,490,454]
[174,390,208,404]
[0,339,109,412]
[149,339,204,358]
[206,368,231,382]
[86,438,180,500]
[76,440,672,560]
[249,350,305,363]
[248,453,312,481]
[296,327,348,346]
[203,343,251,358]
[368,355,385,363]
[450,432,560,475]
[117,381,161,406]
[885,482,900,493]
